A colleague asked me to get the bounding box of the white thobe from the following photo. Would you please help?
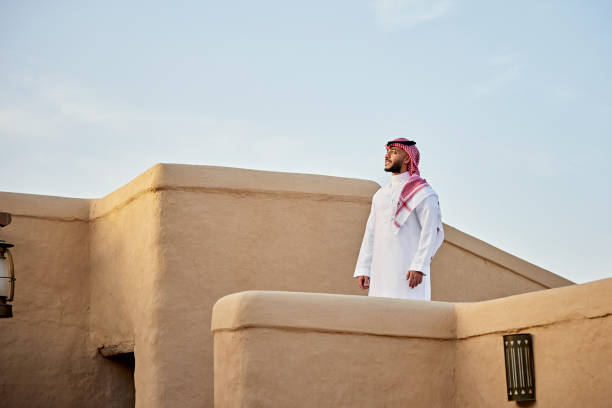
[353,172,444,300]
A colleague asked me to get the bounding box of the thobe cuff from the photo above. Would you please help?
[409,263,428,276]
[353,269,370,278]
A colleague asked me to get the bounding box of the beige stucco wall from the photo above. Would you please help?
[0,163,573,407]
[432,225,569,301]
[149,165,384,407]
[212,278,612,407]
[454,277,612,407]
[0,193,134,408]
[212,291,457,408]
[88,165,163,407]
[136,164,571,407]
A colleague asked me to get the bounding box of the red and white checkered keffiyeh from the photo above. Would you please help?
[392,175,430,229]
[385,139,437,233]
[386,138,421,176]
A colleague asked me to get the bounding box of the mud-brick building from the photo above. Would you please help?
[2,164,609,407]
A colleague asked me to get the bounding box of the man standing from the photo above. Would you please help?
[354,139,444,300]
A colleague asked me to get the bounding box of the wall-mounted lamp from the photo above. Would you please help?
[503,333,535,401]
[0,212,15,319]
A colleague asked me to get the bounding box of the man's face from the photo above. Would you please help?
[384,146,407,173]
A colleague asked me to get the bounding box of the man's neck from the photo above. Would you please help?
[391,171,411,185]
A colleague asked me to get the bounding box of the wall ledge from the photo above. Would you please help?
[456,277,612,338]
[1,163,573,290]
[97,342,135,357]
[213,278,612,341]
[212,291,457,339]
[0,191,90,220]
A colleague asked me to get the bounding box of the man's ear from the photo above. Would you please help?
[403,154,411,167]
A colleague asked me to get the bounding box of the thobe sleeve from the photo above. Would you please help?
[409,194,441,275]
[353,200,376,278]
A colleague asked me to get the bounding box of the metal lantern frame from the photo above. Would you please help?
[1,243,15,298]
[0,211,15,318]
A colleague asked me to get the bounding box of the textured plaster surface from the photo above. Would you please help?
[431,240,549,302]
[441,225,571,290]
[212,291,457,338]
[0,163,574,408]
[454,277,612,407]
[455,317,612,407]
[217,329,456,408]
[0,199,134,407]
[89,191,162,408]
[153,183,377,407]
[213,280,612,407]
[212,291,457,408]
[213,330,245,407]
[148,165,571,407]
[455,277,612,338]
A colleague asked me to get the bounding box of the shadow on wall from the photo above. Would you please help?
[102,352,135,407]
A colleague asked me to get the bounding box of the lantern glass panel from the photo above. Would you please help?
[0,255,9,298]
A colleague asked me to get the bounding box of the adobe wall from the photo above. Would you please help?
[212,278,612,407]
[88,165,164,408]
[432,225,571,301]
[149,164,382,407]
[144,164,572,407]
[212,291,456,407]
[0,163,573,408]
[454,278,612,407]
[145,164,572,407]
[0,193,134,408]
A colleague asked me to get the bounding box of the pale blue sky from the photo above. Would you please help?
[1,1,610,284]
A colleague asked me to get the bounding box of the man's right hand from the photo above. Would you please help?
[357,276,370,290]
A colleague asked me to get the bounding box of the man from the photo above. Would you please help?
[354,138,444,300]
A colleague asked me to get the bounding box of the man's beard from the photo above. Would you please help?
[385,161,402,173]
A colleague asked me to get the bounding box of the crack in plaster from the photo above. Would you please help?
[213,324,456,341]
[456,312,612,341]
[158,185,372,203]
[88,186,370,221]
[214,313,612,343]
[90,187,158,222]
[12,214,89,223]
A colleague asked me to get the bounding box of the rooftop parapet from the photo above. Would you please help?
[212,278,612,407]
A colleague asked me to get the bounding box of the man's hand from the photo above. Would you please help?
[406,270,423,288]
[357,276,370,290]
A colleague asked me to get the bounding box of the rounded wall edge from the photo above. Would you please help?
[156,163,381,199]
[211,290,457,339]
[455,277,612,339]
[88,163,380,221]
[89,163,166,220]
[0,191,90,220]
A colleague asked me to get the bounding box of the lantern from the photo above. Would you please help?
[503,333,535,401]
[0,212,15,318]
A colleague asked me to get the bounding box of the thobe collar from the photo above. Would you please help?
[390,171,411,187]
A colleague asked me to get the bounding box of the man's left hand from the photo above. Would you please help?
[406,270,423,288]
